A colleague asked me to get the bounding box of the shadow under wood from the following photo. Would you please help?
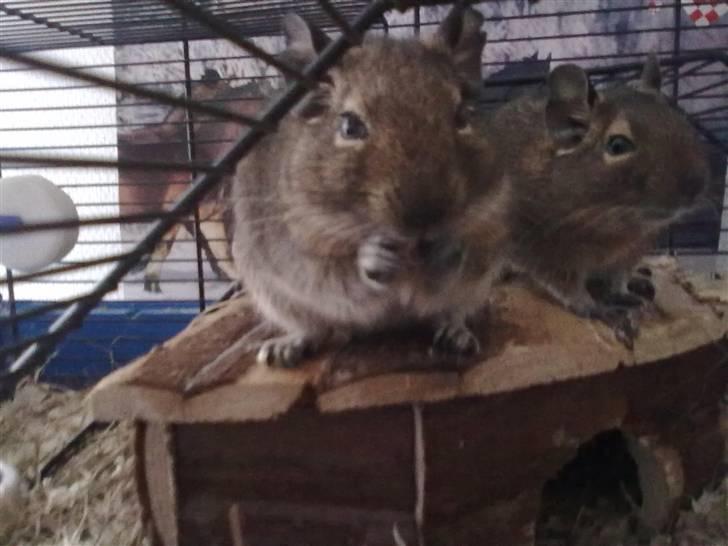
[536,429,649,546]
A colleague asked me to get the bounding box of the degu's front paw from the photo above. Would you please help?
[588,304,641,350]
[432,321,481,356]
[256,335,313,368]
[357,234,403,290]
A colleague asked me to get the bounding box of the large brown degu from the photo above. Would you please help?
[231,5,509,367]
[486,56,710,342]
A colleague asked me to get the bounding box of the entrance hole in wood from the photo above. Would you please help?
[536,429,644,544]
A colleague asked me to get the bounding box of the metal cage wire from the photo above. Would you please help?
[0,0,726,390]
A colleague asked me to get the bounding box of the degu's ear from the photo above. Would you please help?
[277,13,331,79]
[278,13,335,120]
[429,3,487,84]
[638,52,662,93]
[545,64,596,149]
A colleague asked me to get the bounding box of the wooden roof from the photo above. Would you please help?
[89,258,728,423]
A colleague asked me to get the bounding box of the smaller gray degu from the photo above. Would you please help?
[231,3,710,367]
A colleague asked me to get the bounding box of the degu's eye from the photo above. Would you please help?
[605,135,636,156]
[455,102,473,131]
[338,111,368,140]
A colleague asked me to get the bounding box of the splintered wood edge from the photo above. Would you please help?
[317,372,462,412]
[318,342,616,412]
[319,267,728,413]
[318,330,727,413]
[679,273,728,300]
[89,383,182,422]
[141,423,179,546]
[90,356,325,423]
[89,379,310,423]
[91,261,728,422]
[180,361,324,422]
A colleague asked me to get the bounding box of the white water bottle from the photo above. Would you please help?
[0,174,79,273]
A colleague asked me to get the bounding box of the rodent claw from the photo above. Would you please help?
[590,304,640,350]
[256,336,311,368]
[613,315,638,350]
[358,234,402,290]
[432,322,481,356]
[615,325,636,350]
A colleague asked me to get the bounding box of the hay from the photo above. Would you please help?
[664,479,728,546]
[0,379,150,546]
[537,477,728,546]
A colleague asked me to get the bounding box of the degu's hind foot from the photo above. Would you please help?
[586,276,643,308]
[627,275,655,301]
[598,290,643,308]
[256,334,315,368]
[432,320,481,356]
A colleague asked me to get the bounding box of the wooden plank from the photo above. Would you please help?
[132,344,727,546]
[620,342,728,498]
[90,361,323,423]
[175,407,416,511]
[423,375,628,527]
[127,295,259,391]
[427,489,542,546]
[138,423,180,546]
[320,259,728,412]
[172,406,416,544]
[151,343,727,545]
[89,294,326,422]
[677,270,728,305]
[421,342,728,545]
[181,361,323,421]
[222,502,418,546]
[91,259,728,423]
[90,383,182,422]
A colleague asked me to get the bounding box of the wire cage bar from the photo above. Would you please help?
[0,0,726,391]
[0,0,374,52]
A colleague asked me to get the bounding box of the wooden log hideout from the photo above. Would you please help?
[90,259,728,546]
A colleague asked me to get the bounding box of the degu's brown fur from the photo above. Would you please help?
[231,6,509,367]
[487,57,710,340]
